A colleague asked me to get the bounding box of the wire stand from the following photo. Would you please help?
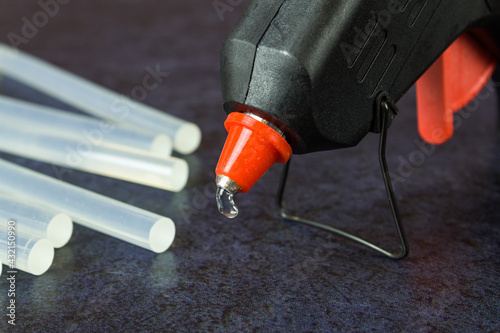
[276,92,409,259]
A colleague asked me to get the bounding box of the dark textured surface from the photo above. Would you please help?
[0,1,499,331]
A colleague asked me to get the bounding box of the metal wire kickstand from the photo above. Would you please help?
[276,92,409,259]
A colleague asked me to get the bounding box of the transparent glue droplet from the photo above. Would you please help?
[216,187,239,219]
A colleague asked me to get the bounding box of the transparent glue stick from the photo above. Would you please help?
[0,44,201,154]
[0,192,73,248]
[0,95,173,157]
[0,159,176,253]
[0,123,188,192]
[0,226,54,276]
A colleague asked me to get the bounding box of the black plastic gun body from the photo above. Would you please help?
[215,0,500,215]
[220,0,500,153]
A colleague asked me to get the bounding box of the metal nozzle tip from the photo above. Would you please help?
[215,175,242,195]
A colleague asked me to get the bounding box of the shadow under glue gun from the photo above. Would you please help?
[214,0,500,256]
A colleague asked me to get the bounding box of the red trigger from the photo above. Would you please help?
[416,29,499,145]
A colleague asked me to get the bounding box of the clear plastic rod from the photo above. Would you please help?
[0,95,173,157]
[0,228,54,275]
[0,43,201,154]
[0,159,176,253]
[0,123,188,192]
[0,193,73,248]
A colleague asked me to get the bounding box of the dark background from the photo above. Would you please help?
[0,1,499,331]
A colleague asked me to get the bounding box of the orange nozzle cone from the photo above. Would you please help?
[216,112,292,193]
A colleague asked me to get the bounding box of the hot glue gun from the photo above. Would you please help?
[214,0,500,250]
